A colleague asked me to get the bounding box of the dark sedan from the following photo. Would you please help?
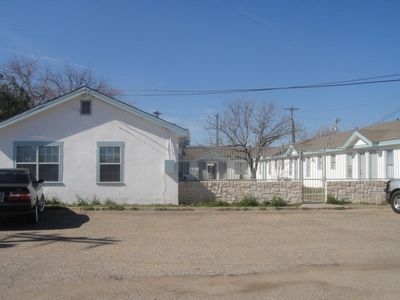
[0,168,45,223]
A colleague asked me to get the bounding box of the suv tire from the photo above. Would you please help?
[390,191,400,214]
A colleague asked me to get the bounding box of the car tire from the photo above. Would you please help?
[38,196,45,213]
[30,205,39,224]
[390,191,400,214]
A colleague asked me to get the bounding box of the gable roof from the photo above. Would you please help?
[357,120,400,143]
[0,86,189,138]
[294,119,400,152]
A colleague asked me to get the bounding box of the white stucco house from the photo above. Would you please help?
[0,87,189,204]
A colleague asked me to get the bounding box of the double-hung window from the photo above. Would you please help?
[14,142,63,182]
[97,142,124,183]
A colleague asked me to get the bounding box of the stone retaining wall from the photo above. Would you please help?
[179,180,303,204]
[179,180,388,205]
[326,180,387,204]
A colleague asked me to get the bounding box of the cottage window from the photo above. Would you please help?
[306,157,311,177]
[268,160,272,176]
[179,162,190,179]
[330,155,336,170]
[346,154,353,179]
[15,142,63,182]
[386,150,394,178]
[317,156,322,170]
[97,142,124,183]
[234,161,248,176]
[81,100,92,115]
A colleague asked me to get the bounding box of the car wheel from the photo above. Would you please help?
[390,191,400,214]
[38,196,45,213]
[30,205,39,224]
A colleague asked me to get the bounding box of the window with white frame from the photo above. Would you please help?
[330,155,336,170]
[97,142,124,183]
[346,154,353,179]
[15,142,63,182]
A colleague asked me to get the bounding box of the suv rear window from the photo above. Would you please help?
[0,172,30,184]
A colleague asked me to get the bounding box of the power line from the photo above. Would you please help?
[115,74,400,97]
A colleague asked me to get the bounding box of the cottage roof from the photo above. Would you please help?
[294,119,400,152]
[357,120,400,142]
[180,146,280,160]
[0,86,189,138]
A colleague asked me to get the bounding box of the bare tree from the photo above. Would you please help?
[0,56,120,107]
[44,64,119,98]
[206,99,291,178]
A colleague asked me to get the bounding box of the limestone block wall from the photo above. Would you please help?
[326,180,387,204]
[179,180,303,204]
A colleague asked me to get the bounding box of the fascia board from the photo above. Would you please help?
[89,90,189,138]
[343,131,372,148]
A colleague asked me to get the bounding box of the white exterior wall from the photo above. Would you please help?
[256,147,400,182]
[394,149,400,178]
[0,95,180,204]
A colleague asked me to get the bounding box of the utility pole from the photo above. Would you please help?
[284,106,299,144]
[216,113,220,146]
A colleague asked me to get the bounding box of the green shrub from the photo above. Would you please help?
[237,195,259,207]
[270,196,287,207]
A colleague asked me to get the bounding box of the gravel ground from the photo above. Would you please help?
[1,207,400,299]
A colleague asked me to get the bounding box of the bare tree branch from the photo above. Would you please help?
[205,99,291,178]
[0,56,121,107]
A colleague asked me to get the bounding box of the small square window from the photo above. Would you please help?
[81,100,91,115]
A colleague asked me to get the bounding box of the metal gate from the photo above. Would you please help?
[302,178,325,203]
[301,153,326,203]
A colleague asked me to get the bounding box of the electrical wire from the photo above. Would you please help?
[114,74,400,97]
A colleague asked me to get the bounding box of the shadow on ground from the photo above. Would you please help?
[0,207,89,231]
[0,208,120,249]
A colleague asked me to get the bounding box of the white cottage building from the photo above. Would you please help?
[179,120,400,185]
[0,87,189,204]
[258,120,400,184]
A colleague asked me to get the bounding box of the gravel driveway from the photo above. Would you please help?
[1,207,400,299]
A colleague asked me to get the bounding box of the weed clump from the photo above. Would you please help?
[326,195,350,205]
[270,196,287,207]
[237,195,259,207]
[104,199,125,210]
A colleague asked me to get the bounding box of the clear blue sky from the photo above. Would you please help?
[1,0,400,145]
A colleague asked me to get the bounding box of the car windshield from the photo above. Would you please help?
[0,172,29,184]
